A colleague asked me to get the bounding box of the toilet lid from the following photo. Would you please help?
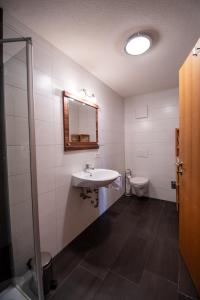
[130,177,149,185]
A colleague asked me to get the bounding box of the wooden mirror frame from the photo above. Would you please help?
[62,91,99,151]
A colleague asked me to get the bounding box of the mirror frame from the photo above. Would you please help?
[62,90,99,151]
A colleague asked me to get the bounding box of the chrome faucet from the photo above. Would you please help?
[85,163,94,175]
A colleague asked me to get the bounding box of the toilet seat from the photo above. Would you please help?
[130,177,149,187]
[129,176,149,197]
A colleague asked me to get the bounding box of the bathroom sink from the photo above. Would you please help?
[72,168,120,188]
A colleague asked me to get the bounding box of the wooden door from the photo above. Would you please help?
[175,128,180,211]
[179,41,200,294]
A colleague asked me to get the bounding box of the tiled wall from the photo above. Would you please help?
[125,88,179,202]
[4,14,125,267]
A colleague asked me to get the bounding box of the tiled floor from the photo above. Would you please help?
[49,196,199,300]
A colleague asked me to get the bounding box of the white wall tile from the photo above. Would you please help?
[8,173,31,206]
[125,88,178,202]
[4,84,28,118]
[37,167,56,194]
[36,145,56,171]
[10,200,34,240]
[6,116,29,146]
[4,57,27,90]
[53,94,63,124]
[34,70,52,97]
[54,122,64,145]
[7,145,30,176]
[35,93,54,122]
[12,232,34,276]
[38,191,56,219]
[39,210,57,256]
[35,120,55,145]
[33,46,52,75]
[55,145,65,167]
[55,166,71,188]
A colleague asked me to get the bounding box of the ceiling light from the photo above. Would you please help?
[125,33,152,56]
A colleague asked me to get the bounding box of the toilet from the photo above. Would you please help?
[129,176,149,197]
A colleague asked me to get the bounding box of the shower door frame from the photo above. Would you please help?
[0,37,44,300]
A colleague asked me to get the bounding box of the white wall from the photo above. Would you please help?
[4,14,125,268]
[125,88,179,202]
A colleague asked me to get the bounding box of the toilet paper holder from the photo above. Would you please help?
[125,169,132,196]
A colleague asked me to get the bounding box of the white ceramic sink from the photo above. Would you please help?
[72,168,120,188]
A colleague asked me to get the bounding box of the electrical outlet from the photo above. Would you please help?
[171,181,176,189]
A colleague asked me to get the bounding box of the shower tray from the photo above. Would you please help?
[0,286,30,300]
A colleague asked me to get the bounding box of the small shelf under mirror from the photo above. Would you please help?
[62,91,99,151]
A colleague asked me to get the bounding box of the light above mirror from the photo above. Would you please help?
[125,33,152,56]
[78,89,97,104]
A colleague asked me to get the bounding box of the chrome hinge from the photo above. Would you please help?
[192,47,200,56]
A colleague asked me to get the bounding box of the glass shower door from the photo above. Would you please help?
[0,22,44,300]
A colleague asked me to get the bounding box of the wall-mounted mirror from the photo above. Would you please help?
[63,91,99,151]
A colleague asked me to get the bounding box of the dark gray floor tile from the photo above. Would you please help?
[129,198,164,237]
[179,256,199,299]
[53,237,90,284]
[79,213,114,247]
[178,293,196,300]
[80,219,131,279]
[80,204,139,280]
[134,210,161,239]
[178,295,186,300]
[80,247,111,280]
[137,270,178,300]
[164,201,178,215]
[93,271,138,300]
[143,199,164,221]
[111,233,153,284]
[127,196,150,215]
[51,196,197,300]
[111,195,132,209]
[114,208,141,234]
[51,266,102,300]
[112,198,160,242]
[105,196,132,220]
[146,236,179,283]
[157,201,178,241]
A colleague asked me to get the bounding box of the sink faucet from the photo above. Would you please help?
[85,163,94,176]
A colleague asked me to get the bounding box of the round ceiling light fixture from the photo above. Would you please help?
[125,33,152,56]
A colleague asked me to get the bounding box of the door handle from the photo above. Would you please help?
[177,168,183,175]
[176,160,184,175]
[176,161,183,167]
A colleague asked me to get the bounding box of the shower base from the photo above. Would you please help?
[0,285,30,300]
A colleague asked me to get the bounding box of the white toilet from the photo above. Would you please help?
[129,176,149,197]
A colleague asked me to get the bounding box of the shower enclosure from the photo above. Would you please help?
[0,10,44,300]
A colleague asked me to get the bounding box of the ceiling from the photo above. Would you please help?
[2,0,200,98]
